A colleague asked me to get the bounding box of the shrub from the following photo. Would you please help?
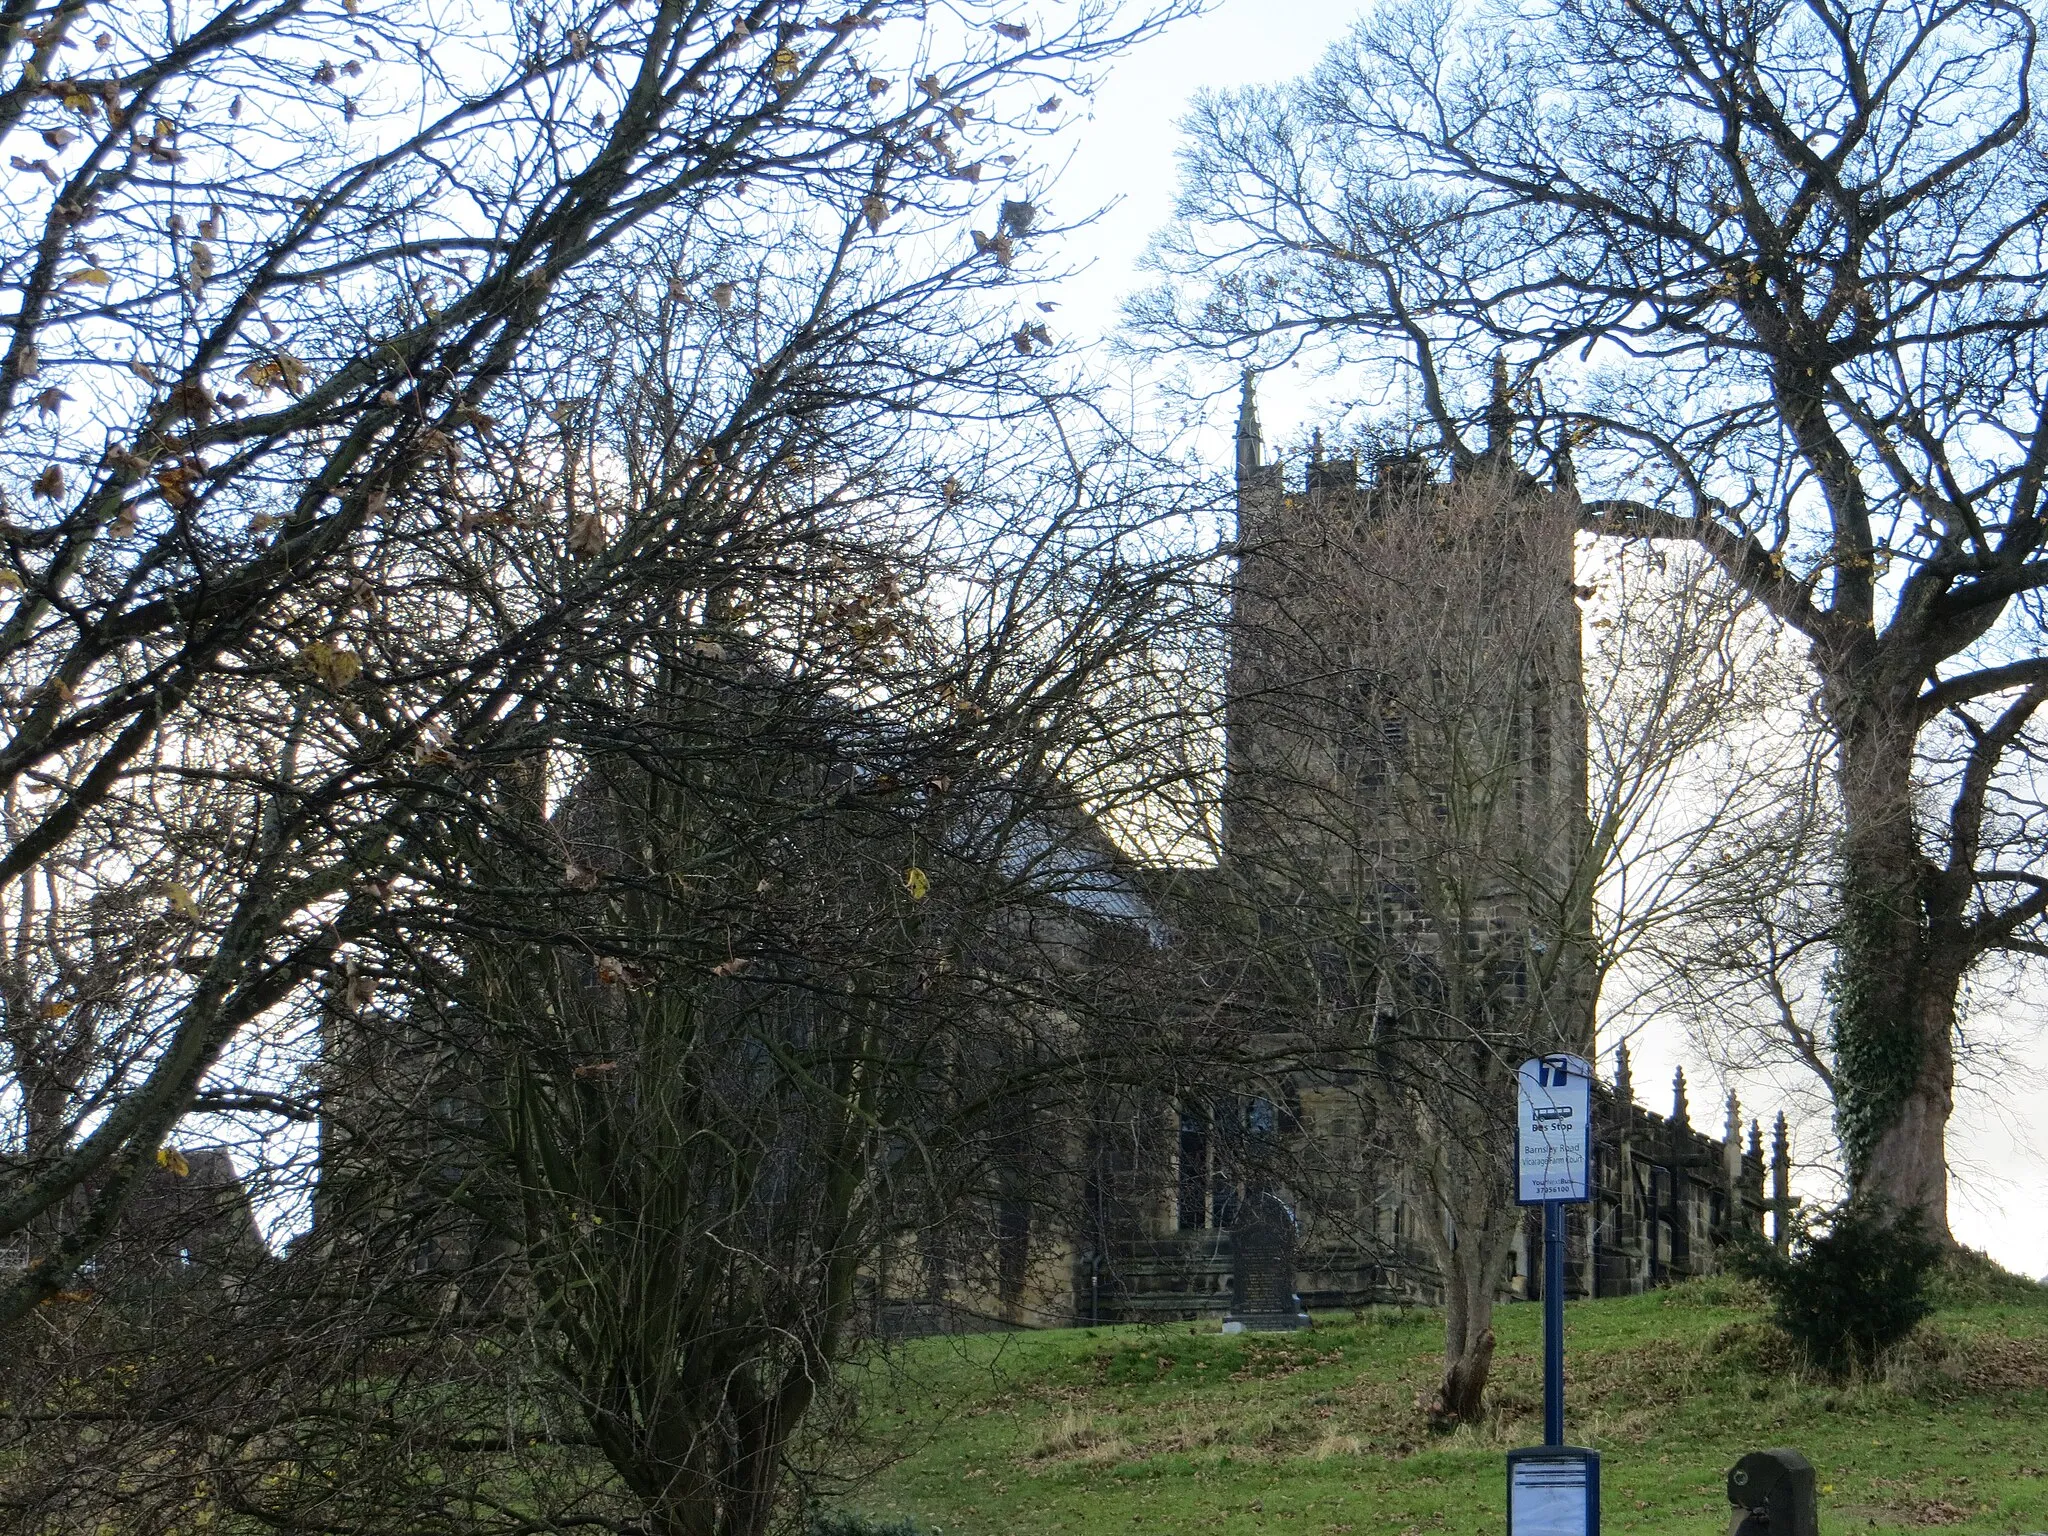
[1724,1199,1940,1377]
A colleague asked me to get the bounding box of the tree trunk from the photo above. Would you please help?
[716,1361,817,1536]
[1429,1247,1499,1430]
[1853,972,1957,1234]
[1830,693,1955,1240]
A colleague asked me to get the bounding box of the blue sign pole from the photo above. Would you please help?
[1514,1056,1596,1536]
[1543,1197,1565,1446]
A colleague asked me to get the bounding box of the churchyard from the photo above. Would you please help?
[825,1275,2048,1536]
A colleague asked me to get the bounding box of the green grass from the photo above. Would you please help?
[824,1275,2048,1536]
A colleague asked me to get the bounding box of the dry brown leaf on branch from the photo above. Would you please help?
[297,640,363,690]
[1037,95,1060,114]
[156,1147,191,1177]
[166,883,202,921]
[918,73,943,97]
[15,342,37,377]
[595,956,653,988]
[771,46,800,78]
[711,280,735,310]
[867,75,888,96]
[65,267,112,286]
[167,379,214,424]
[103,443,150,475]
[992,21,1029,40]
[155,461,201,507]
[563,860,600,891]
[566,511,608,557]
[238,358,284,392]
[35,387,71,417]
[862,194,888,231]
[31,466,64,500]
[338,962,377,1010]
[188,239,214,289]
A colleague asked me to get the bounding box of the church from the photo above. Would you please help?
[936,375,1783,1331]
[289,374,1785,1339]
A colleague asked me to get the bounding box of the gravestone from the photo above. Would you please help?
[1727,1450,1816,1536]
[1224,1190,1311,1332]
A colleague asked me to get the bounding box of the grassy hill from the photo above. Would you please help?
[824,1273,2048,1536]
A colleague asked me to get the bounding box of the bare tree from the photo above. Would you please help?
[413,402,1209,1536]
[1200,419,1777,1425]
[0,256,1222,1532]
[1137,0,2048,1236]
[0,0,1193,1320]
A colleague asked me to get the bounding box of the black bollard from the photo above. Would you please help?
[1727,1450,1818,1536]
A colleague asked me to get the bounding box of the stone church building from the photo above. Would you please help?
[941,377,1786,1331]
[284,375,1787,1338]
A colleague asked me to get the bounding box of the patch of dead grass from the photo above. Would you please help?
[1026,1410,1132,1465]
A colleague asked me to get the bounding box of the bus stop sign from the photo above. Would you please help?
[1517,1054,1592,1205]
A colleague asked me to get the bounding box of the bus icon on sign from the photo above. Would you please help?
[1532,1105,1574,1121]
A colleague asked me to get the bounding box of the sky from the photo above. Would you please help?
[1033,0,2048,1281]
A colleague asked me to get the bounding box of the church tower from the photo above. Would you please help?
[1218,374,1594,1051]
